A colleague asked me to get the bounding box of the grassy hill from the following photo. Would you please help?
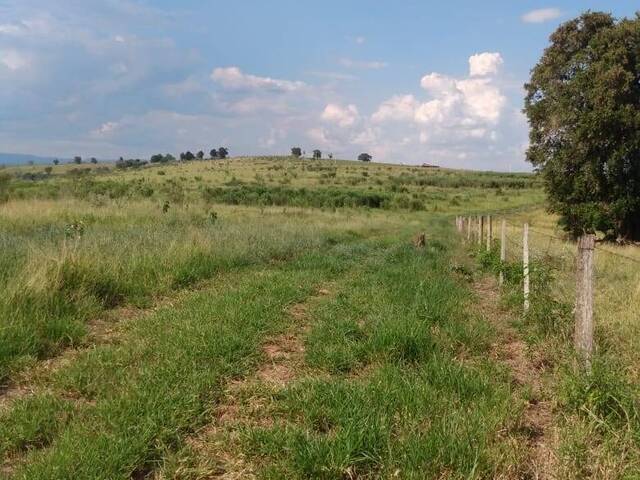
[0,157,637,478]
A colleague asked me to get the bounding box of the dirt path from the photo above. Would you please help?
[169,284,334,479]
[473,275,557,479]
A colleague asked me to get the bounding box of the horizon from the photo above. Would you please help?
[0,1,637,171]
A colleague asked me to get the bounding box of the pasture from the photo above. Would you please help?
[0,157,637,479]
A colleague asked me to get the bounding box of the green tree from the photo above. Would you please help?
[210,149,218,159]
[358,153,372,162]
[73,156,82,164]
[150,154,164,163]
[312,149,321,160]
[53,159,59,165]
[90,157,98,164]
[524,11,640,240]
[217,147,229,159]
[197,150,205,160]
[184,151,195,161]
[291,147,302,158]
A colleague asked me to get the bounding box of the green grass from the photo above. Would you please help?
[235,239,517,479]
[2,156,638,478]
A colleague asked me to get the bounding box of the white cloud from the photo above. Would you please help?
[0,49,29,71]
[339,58,388,69]
[355,36,365,45]
[211,66,305,92]
[321,103,359,127]
[91,121,120,137]
[372,95,418,123]
[468,52,503,77]
[521,8,562,24]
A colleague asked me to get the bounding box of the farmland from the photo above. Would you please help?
[0,157,637,479]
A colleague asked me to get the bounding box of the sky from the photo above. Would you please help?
[0,1,637,170]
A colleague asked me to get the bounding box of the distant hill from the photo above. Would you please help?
[0,152,60,165]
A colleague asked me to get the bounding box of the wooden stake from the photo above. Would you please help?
[499,219,506,286]
[467,216,471,242]
[478,216,483,246]
[486,215,492,252]
[523,223,530,312]
[575,234,595,370]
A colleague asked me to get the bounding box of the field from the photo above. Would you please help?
[0,157,637,479]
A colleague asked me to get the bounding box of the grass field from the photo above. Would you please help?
[0,156,637,479]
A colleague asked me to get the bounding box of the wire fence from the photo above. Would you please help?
[453,214,640,371]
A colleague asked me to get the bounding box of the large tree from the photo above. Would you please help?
[524,12,640,241]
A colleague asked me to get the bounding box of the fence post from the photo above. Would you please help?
[467,216,471,242]
[478,216,483,246]
[499,219,506,286]
[575,234,595,370]
[486,215,492,252]
[523,223,530,312]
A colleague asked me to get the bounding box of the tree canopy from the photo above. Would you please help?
[291,147,302,158]
[358,153,372,162]
[524,11,640,241]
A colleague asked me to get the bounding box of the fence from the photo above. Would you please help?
[455,214,601,370]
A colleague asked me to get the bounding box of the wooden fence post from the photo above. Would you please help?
[478,216,483,246]
[486,215,492,252]
[523,223,530,312]
[575,234,595,370]
[467,216,471,242]
[499,219,506,286]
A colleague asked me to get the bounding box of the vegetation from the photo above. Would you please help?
[0,155,637,478]
[525,11,640,241]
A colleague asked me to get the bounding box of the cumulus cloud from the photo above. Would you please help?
[372,95,418,123]
[0,49,29,70]
[91,121,120,137]
[339,58,388,69]
[521,8,562,24]
[211,66,306,92]
[469,52,503,77]
[321,103,359,127]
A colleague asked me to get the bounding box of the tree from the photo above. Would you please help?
[164,154,176,162]
[358,153,372,162]
[196,150,204,160]
[184,151,195,161]
[291,147,302,158]
[217,147,229,159]
[73,156,82,164]
[524,12,640,241]
[44,166,53,175]
[53,159,59,165]
[328,153,333,160]
[312,149,322,160]
[90,157,98,164]
[150,154,164,163]
[210,149,218,159]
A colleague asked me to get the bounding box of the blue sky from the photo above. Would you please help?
[0,1,637,169]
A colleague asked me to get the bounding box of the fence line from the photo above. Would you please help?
[454,215,595,370]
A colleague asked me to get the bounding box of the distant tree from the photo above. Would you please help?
[184,151,195,161]
[150,154,164,163]
[73,156,82,164]
[358,153,372,162]
[210,149,218,159]
[44,166,53,175]
[217,147,229,159]
[196,150,205,160]
[90,157,98,164]
[164,154,176,162]
[291,147,302,158]
[179,152,186,161]
[53,159,59,165]
[328,153,333,160]
[27,160,34,166]
[524,11,640,240]
[312,149,322,160]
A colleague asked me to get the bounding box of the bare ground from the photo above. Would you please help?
[473,275,558,479]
